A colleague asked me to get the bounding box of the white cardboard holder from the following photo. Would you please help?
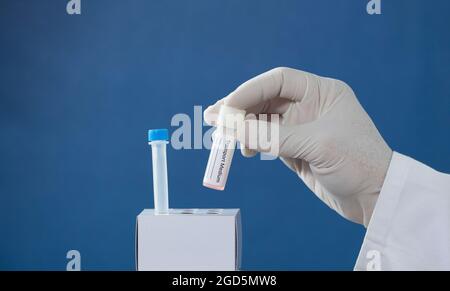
[136,208,241,271]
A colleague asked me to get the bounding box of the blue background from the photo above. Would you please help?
[0,0,449,270]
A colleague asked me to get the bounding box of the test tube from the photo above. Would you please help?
[203,105,245,190]
[148,129,169,214]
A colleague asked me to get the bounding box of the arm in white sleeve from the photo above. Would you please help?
[355,152,450,271]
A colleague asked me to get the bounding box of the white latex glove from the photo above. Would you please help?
[204,67,393,226]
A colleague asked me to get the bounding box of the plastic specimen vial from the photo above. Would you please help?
[148,129,169,214]
[203,105,245,190]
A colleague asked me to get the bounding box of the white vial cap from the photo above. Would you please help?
[217,105,246,130]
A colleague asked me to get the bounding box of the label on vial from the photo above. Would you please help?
[203,134,236,189]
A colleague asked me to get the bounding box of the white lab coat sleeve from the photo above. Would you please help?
[354,152,450,271]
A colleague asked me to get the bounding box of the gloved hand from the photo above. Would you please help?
[204,67,393,226]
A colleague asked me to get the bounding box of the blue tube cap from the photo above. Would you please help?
[148,129,169,142]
